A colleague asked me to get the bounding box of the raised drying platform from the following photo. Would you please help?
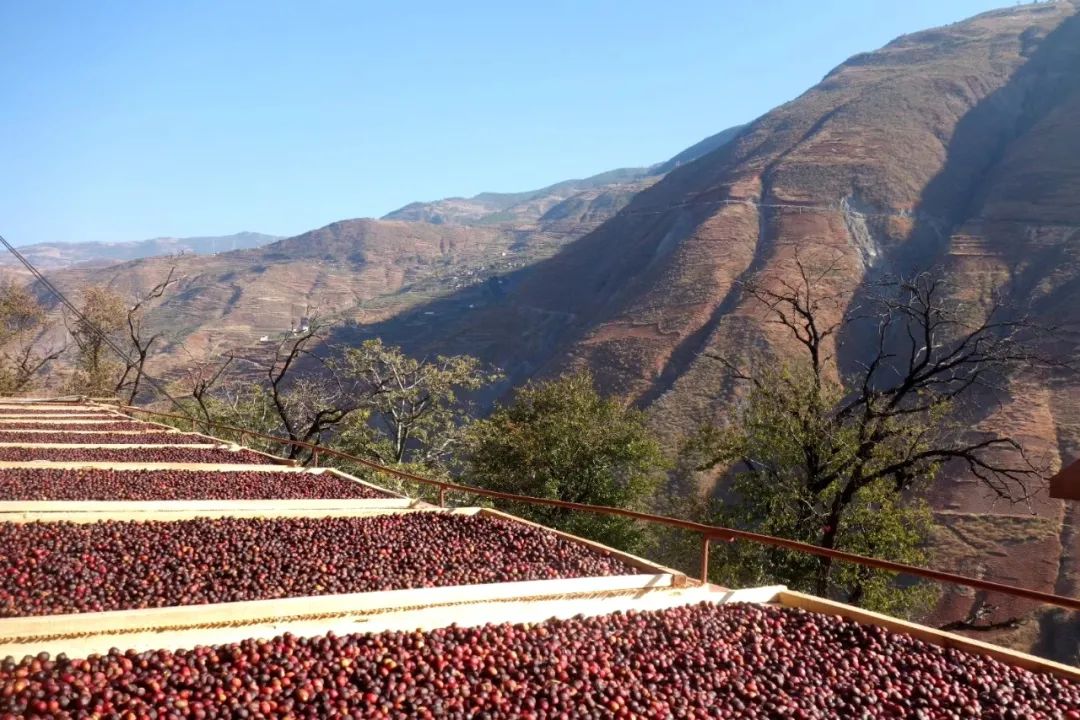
[0,507,681,656]
[2,398,1074,688]
[0,466,411,511]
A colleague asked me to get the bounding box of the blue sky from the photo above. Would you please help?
[1,0,1009,246]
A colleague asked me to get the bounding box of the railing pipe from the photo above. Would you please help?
[116,403,1080,613]
[700,536,711,583]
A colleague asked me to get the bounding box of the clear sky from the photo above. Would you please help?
[1,0,1010,246]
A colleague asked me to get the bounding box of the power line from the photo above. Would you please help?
[0,232,193,417]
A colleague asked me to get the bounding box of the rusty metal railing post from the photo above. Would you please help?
[312,447,320,467]
[439,486,447,507]
[700,535,711,584]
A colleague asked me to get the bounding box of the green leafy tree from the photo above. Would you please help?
[67,285,126,396]
[334,338,499,474]
[0,281,63,394]
[696,258,1049,617]
[700,362,938,616]
[464,370,668,552]
[169,336,496,480]
[185,384,284,450]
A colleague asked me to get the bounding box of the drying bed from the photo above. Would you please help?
[0,411,118,417]
[2,602,1077,719]
[0,468,390,501]
[0,514,639,616]
[0,408,108,415]
[0,421,147,431]
[0,431,203,445]
[0,447,279,465]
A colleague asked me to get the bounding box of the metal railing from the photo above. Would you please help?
[118,403,1080,613]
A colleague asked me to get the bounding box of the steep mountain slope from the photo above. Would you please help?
[365,2,1080,398]
[2,232,279,270]
[353,2,1080,657]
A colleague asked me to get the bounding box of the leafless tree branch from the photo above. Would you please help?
[115,268,180,404]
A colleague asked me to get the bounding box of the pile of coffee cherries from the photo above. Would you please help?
[0,513,637,616]
[0,468,389,501]
[0,421,146,430]
[0,431,205,445]
[0,410,117,416]
[0,447,278,464]
[2,603,1077,718]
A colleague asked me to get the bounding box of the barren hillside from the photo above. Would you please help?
[41,129,739,372]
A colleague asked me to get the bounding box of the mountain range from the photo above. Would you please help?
[1,232,280,271]
[39,126,742,363]
[30,0,1080,661]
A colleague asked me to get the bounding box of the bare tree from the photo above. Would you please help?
[115,268,180,404]
[702,253,1059,609]
[179,348,235,432]
[260,318,358,460]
